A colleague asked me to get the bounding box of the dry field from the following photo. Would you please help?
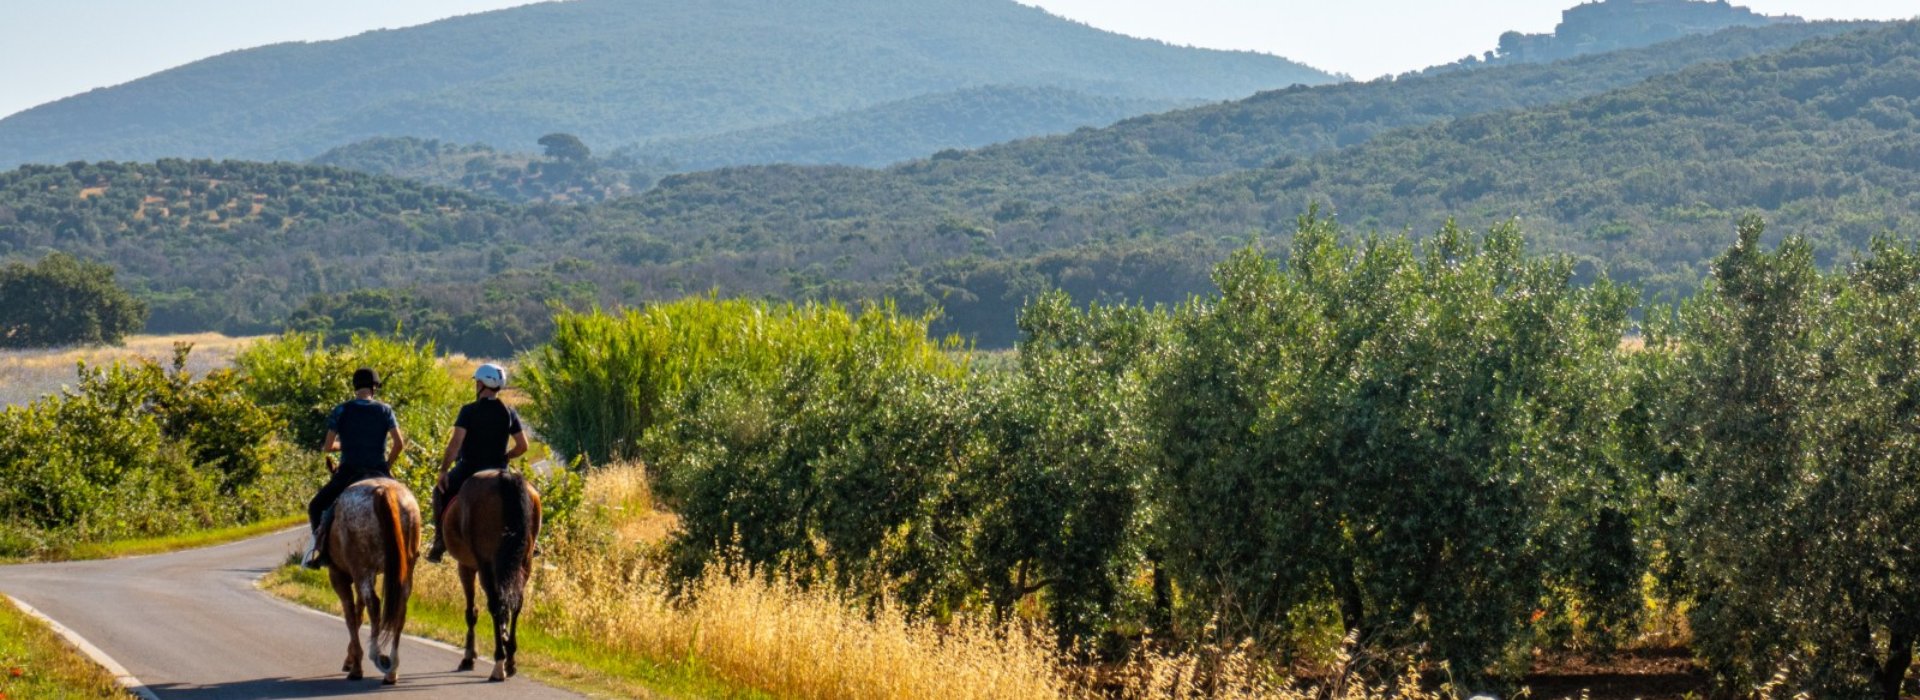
[0,333,263,407]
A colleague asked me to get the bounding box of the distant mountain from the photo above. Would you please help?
[625,86,1191,170]
[0,159,519,331]
[1055,20,1920,308]
[1433,0,1798,73]
[1,21,1902,352]
[0,0,1337,167]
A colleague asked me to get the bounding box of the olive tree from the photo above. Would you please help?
[1664,219,1920,699]
[1153,214,1641,685]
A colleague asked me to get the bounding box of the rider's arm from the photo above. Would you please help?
[506,431,529,461]
[386,426,407,467]
[321,430,340,454]
[440,428,467,478]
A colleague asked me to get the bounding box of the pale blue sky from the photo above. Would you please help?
[1,0,1914,118]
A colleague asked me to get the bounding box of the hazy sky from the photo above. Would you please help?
[2,0,1915,118]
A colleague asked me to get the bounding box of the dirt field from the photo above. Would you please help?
[0,333,263,407]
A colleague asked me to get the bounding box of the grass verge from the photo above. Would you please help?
[0,597,124,699]
[57,516,306,563]
[260,565,769,700]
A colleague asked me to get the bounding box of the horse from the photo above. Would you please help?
[324,475,422,685]
[442,468,541,682]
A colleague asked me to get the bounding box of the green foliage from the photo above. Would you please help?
[231,332,465,500]
[0,22,1877,353]
[0,252,146,347]
[1659,218,1920,697]
[538,133,592,163]
[627,86,1189,171]
[0,0,1334,167]
[0,347,299,556]
[968,292,1169,648]
[285,286,549,359]
[1102,22,1920,307]
[1151,215,1640,685]
[313,136,663,204]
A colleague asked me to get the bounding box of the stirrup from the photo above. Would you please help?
[302,530,326,569]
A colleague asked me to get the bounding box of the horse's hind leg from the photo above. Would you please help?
[331,568,362,680]
[458,565,478,671]
[481,569,508,682]
[359,578,388,675]
[505,602,521,678]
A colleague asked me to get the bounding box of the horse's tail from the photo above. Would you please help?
[372,484,415,669]
[492,471,536,614]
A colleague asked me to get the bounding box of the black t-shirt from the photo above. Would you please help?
[454,398,523,468]
[328,399,399,472]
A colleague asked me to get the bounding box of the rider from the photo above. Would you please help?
[304,367,407,569]
[426,362,529,563]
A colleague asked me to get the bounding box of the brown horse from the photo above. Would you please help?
[325,476,422,685]
[443,468,541,681]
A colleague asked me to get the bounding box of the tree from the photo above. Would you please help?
[0,253,147,348]
[537,133,592,163]
[1152,215,1640,688]
[1662,219,1920,698]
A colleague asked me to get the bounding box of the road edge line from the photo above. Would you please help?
[5,593,160,700]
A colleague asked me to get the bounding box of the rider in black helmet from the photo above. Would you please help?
[303,367,407,569]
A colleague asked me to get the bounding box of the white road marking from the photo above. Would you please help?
[5,593,160,700]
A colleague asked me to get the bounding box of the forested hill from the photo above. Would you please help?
[2,22,1910,352]
[624,86,1190,170]
[0,160,533,332]
[0,0,1335,167]
[1068,19,1920,304]
[603,20,1867,226]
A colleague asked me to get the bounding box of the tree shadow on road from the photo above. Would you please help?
[143,671,497,698]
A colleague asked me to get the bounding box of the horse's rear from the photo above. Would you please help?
[326,477,421,685]
[444,469,541,681]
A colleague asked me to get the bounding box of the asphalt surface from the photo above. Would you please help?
[0,529,585,699]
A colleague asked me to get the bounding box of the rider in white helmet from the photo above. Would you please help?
[426,362,528,563]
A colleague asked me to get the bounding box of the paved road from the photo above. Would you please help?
[0,529,584,699]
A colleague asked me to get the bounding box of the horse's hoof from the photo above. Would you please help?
[383,675,397,686]
[347,671,362,681]
[457,659,475,671]
[488,674,506,683]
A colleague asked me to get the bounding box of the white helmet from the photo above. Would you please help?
[474,363,507,389]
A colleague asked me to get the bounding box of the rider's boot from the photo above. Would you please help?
[303,508,333,569]
[425,485,448,564]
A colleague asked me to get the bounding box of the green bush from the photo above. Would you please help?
[968,292,1169,650]
[1660,219,1920,698]
[0,252,148,348]
[1150,215,1641,686]
[0,345,299,555]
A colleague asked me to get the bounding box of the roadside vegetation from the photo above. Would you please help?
[16,211,1920,696]
[0,598,123,698]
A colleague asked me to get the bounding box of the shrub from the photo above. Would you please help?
[968,292,1170,650]
[0,344,296,555]
[0,252,147,348]
[1660,220,1920,697]
[232,332,465,499]
[1151,215,1641,686]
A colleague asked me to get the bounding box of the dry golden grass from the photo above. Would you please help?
[0,333,264,407]
[392,463,1475,700]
